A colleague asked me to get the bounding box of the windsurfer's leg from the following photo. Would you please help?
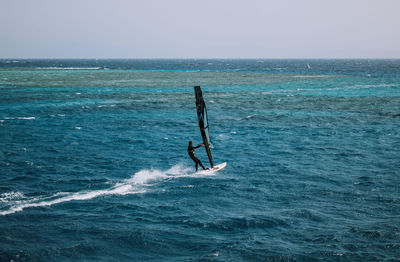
[190,155,198,171]
[195,161,199,171]
[198,160,206,170]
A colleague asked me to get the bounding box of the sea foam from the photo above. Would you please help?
[0,164,214,215]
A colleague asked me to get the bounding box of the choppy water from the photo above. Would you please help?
[0,59,399,261]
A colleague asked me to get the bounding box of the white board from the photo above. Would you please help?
[211,162,227,172]
[195,162,227,174]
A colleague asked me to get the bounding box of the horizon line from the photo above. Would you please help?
[1,57,400,60]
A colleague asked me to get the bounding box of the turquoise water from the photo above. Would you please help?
[0,59,399,261]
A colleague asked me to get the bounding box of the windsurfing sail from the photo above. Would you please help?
[194,86,213,168]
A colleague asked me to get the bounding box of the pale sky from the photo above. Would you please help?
[1,0,399,58]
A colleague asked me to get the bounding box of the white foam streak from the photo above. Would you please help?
[0,184,144,216]
[3,117,36,120]
[0,164,212,215]
[262,83,397,95]
[36,67,101,70]
[0,191,25,202]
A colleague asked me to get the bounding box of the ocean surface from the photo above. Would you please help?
[0,59,399,261]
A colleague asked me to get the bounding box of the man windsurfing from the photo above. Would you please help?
[187,141,208,171]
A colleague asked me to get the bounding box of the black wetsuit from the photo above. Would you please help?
[187,144,206,171]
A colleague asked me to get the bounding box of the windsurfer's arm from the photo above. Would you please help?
[194,143,204,149]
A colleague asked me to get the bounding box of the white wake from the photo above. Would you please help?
[0,164,215,215]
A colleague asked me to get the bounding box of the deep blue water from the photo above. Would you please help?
[0,59,399,261]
